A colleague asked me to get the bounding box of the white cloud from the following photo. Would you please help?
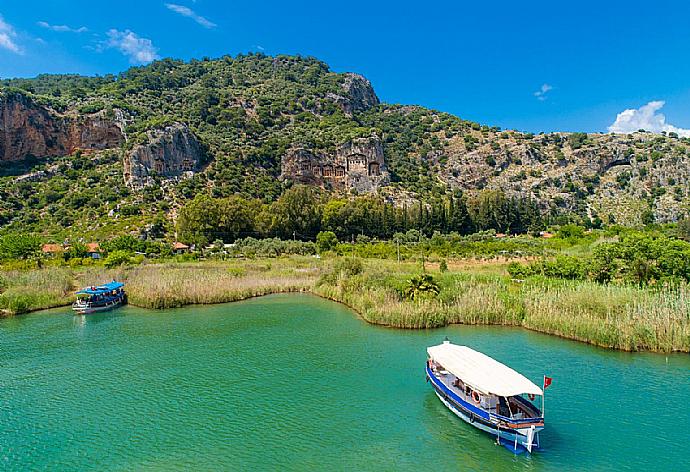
[534,83,553,101]
[0,14,22,54]
[608,101,690,137]
[37,21,87,33]
[106,29,159,64]
[165,3,216,28]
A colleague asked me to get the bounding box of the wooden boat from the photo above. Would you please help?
[426,340,546,453]
[72,281,126,314]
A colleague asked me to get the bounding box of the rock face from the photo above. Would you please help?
[0,92,124,161]
[124,123,205,187]
[326,73,380,116]
[281,136,389,193]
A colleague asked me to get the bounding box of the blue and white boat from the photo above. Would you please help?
[426,340,545,453]
[72,281,126,314]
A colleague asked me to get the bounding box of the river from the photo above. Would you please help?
[1,294,688,471]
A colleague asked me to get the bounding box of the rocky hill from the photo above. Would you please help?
[0,53,688,237]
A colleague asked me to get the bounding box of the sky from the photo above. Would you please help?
[1,0,690,135]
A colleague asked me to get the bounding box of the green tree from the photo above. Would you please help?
[316,231,338,253]
[0,234,42,260]
[104,250,132,268]
[176,194,221,247]
[66,241,88,260]
[403,274,440,301]
[677,218,690,241]
[264,186,322,240]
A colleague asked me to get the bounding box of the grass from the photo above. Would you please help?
[313,259,690,352]
[2,256,689,352]
[122,259,319,309]
[0,258,321,315]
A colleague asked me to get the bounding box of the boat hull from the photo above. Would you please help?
[72,297,125,315]
[426,366,542,453]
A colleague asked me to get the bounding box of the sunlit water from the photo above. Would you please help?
[1,294,689,471]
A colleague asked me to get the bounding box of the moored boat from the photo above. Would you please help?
[72,281,126,314]
[426,340,549,453]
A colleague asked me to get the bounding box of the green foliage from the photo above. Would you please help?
[509,255,587,280]
[332,257,364,278]
[261,186,322,240]
[316,231,338,253]
[177,194,258,245]
[66,241,88,260]
[0,234,42,261]
[104,250,132,268]
[439,259,448,273]
[230,237,316,258]
[403,274,440,300]
[569,132,588,149]
[557,224,586,240]
[510,230,690,286]
[677,218,690,241]
[466,190,539,234]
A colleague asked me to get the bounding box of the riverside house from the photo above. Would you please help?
[86,243,102,259]
[41,243,63,257]
[173,242,190,254]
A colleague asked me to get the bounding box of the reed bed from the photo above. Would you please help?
[2,256,688,352]
[123,261,318,309]
[0,267,75,315]
[315,262,690,352]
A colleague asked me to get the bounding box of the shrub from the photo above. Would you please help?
[333,257,363,277]
[104,250,132,268]
[316,231,338,253]
[403,274,440,300]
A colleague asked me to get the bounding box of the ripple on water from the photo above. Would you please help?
[0,295,689,471]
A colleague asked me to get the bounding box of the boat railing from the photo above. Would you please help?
[489,411,544,427]
[512,393,543,417]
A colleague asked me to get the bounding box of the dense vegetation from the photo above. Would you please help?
[175,185,543,245]
[3,53,689,241]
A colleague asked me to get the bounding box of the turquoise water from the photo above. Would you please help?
[1,294,689,471]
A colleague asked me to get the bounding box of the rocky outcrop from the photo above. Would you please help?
[326,73,379,116]
[0,92,124,161]
[281,136,389,193]
[124,123,205,187]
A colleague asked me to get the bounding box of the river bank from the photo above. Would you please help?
[1,257,688,352]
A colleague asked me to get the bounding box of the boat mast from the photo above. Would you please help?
[541,375,546,418]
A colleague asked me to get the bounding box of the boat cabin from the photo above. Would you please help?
[425,341,545,453]
[427,357,543,424]
[73,281,126,314]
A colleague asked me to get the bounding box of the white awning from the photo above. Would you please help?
[427,342,543,397]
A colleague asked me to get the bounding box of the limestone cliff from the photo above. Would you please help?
[0,91,124,161]
[281,136,389,192]
[326,73,380,116]
[124,123,205,188]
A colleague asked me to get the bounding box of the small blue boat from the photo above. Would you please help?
[72,281,126,314]
[426,340,546,453]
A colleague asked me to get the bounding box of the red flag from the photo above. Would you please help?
[543,376,553,389]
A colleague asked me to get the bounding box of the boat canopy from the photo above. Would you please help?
[427,342,543,397]
[76,281,124,296]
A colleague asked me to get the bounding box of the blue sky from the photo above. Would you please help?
[1,0,690,135]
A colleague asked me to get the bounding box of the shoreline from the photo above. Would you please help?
[4,286,689,354]
[1,258,688,353]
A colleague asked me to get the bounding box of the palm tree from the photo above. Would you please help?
[404,274,440,301]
